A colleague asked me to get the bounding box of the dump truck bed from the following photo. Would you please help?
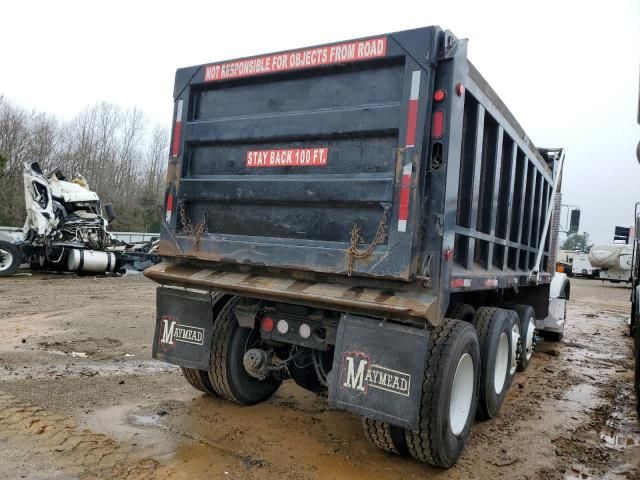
[160,28,443,280]
[149,26,558,323]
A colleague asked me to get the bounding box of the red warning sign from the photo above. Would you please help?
[204,37,387,82]
[246,148,328,168]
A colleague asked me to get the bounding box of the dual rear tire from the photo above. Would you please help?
[405,319,481,468]
[364,319,481,468]
[472,307,514,420]
[364,306,530,467]
[181,296,281,405]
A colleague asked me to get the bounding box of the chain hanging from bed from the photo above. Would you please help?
[346,204,390,276]
[179,202,207,252]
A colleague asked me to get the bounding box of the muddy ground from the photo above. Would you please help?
[0,274,638,480]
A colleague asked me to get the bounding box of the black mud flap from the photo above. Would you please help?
[152,288,218,370]
[328,314,428,430]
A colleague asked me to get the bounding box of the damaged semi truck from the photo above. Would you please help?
[145,26,570,467]
[0,162,158,276]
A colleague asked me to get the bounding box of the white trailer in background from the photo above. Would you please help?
[571,251,598,278]
[589,244,633,283]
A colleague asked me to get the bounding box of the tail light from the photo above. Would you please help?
[260,316,275,333]
[432,110,445,139]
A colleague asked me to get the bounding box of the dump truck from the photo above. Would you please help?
[145,26,570,467]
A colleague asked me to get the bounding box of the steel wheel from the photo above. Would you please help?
[494,332,509,395]
[449,353,475,435]
[0,248,13,272]
[510,322,520,376]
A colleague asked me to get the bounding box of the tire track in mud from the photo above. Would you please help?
[0,390,181,479]
[0,390,307,479]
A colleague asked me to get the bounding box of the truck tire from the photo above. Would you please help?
[509,304,536,372]
[447,303,476,323]
[362,418,408,455]
[405,319,480,468]
[0,241,21,277]
[208,296,281,405]
[472,307,513,420]
[635,320,639,418]
[181,367,218,396]
[505,310,520,377]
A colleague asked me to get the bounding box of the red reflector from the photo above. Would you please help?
[432,110,445,139]
[166,193,174,212]
[260,316,275,333]
[433,89,446,102]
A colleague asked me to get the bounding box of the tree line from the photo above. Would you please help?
[0,96,168,232]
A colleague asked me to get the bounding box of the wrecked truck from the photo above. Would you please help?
[145,26,571,468]
[0,162,157,276]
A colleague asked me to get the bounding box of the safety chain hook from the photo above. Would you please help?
[346,203,390,276]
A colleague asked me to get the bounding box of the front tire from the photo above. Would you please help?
[0,241,21,277]
[405,319,480,468]
[208,296,281,405]
[472,307,513,420]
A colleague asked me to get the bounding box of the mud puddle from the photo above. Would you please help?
[2,354,177,381]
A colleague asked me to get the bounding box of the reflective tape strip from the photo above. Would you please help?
[451,278,471,288]
[165,193,174,224]
[397,163,412,232]
[171,100,184,157]
[405,70,421,147]
[409,70,421,100]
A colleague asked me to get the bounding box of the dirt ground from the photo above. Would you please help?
[0,274,638,480]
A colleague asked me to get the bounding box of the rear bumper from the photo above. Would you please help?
[144,262,437,323]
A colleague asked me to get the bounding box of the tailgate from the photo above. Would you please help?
[161,28,439,280]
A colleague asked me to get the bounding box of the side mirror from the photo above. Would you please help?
[104,203,116,223]
[569,209,580,234]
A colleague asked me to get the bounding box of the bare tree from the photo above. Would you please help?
[0,96,170,231]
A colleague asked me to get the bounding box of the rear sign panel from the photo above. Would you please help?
[246,147,328,167]
[204,37,387,82]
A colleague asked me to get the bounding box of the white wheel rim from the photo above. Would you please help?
[0,249,13,272]
[510,323,520,376]
[449,353,474,436]
[525,317,535,361]
[494,332,509,395]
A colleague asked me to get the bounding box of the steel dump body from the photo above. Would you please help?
[147,26,558,323]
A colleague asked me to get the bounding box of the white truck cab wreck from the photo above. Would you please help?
[0,162,157,276]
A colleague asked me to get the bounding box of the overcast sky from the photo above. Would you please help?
[1,0,638,244]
